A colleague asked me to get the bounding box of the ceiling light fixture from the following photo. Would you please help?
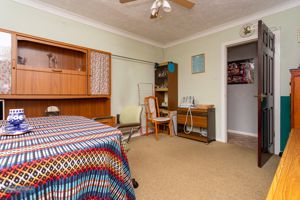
[162,0,171,12]
[151,0,172,16]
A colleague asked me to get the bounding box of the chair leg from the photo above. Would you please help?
[155,122,158,140]
[168,121,172,137]
[146,119,149,136]
[127,128,134,143]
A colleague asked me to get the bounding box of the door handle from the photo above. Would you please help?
[254,94,268,102]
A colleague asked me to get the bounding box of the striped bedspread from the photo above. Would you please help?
[0,116,135,200]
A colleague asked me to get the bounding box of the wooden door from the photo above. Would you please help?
[257,20,275,167]
[290,69,300,129]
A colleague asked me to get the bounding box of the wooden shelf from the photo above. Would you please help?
[17,64,87,75]
[155,88,168,92]
[0,95,110,100]
[177,132,210,143]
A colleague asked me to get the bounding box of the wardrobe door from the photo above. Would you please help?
[0,32,12,94]
[89,50,111,96]
[291,69,300,129]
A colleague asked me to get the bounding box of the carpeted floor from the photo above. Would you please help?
[127,134,280,200]
[228,132,257,150]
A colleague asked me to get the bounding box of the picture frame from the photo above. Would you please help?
[192,54,205,74]
[227,59,255,84]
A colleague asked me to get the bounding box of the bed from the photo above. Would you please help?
[0,116,135,200]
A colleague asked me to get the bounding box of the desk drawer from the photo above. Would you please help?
[177,114,207,128]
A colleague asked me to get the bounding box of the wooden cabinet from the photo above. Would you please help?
[0,28,112,119]
[155,62,178,112]
[15,35,88,95]
[177,107,215,143]
[291,69,300,129]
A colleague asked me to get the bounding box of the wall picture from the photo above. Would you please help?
[192,54,205,74]
[227,59,255,84]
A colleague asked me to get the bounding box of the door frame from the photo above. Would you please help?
[220,29,281,155]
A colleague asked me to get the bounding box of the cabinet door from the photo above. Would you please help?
[0,32,12,94]
[16,70,55,94]
[17,70,87,95]
[60,74,87,95]
[90,50,111,95]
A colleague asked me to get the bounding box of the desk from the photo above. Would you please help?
[0,116,135,200]
[266,129,300,200]
[177,107,215,143]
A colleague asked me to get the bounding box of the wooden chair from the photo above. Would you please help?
[144,96,172,140]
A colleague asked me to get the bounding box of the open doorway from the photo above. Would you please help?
[227,41,258,150]
[221,24,281,167]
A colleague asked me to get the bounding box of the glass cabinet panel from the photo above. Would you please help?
[90,51,110,95]
[0,32,12,94]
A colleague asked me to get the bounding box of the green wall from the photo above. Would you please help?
[1,0,299,147]
[0,0,162,115]
[164,6,300,143]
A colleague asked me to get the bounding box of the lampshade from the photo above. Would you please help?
[156,0,162,7]
[162,0,171,12]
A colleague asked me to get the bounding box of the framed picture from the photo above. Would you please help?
[192,54,205,74]
[227,59,255,84]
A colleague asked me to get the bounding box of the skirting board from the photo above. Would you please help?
[228,129,257,137]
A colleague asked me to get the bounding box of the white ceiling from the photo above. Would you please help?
[17,0,300,46]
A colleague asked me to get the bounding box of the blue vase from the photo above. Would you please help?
[7,109,25,130]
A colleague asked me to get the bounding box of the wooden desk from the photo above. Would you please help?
[267,129,300,200]
[177,107,215,143]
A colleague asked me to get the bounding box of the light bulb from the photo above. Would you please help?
[162,0,171,12]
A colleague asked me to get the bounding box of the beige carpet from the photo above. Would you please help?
[228,132,257,150]
[127,134,280,200]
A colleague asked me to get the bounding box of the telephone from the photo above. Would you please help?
[179,96,196,108]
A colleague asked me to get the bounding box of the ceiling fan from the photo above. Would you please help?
[119,0,195,19]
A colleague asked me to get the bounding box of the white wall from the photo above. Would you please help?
[164,6,300,142]
[227,42,258,135]
[111,58,154,115]
[0,0,162,115]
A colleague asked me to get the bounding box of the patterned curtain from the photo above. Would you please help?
[90,51,110,95]
[0,61,11,94]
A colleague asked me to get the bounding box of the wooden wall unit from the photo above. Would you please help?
[4,98,111,119]
[155,62,178,112]
[15,35,88,95]
[291,69,300,129]
[0,28,112,119]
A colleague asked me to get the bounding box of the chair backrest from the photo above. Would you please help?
[119,105,142,124]
[144,96,160,120]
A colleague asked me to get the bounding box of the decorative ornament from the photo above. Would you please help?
[239,23,255,38]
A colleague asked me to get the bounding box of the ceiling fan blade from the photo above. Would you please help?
[171,0,195,9]
[119,0,136,3]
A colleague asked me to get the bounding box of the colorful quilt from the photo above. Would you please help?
[0,116,136,200]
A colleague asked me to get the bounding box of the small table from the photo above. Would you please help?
[0,116,135,200]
